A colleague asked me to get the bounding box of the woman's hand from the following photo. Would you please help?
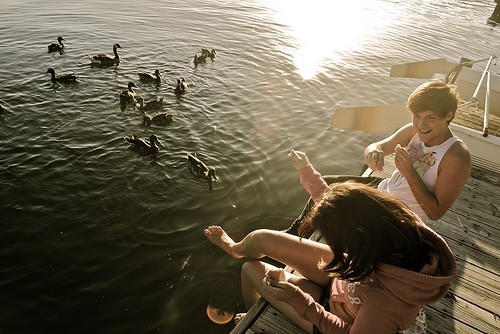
[288,149,311,170]
[262,269,297,302]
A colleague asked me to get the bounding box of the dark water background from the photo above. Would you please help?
[1,0,498,333]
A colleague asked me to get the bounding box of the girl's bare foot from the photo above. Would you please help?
[234,313,246,325]
[204,225,244,258]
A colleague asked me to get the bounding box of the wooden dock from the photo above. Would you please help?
[230,108,500,334]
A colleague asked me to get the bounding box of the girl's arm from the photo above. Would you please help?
[289,149,328,202]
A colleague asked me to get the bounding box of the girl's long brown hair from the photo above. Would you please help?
[299,182,431,282]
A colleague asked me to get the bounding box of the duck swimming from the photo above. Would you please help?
[138,69,163,83]
[193,53,207,65]
[142,111,175,126]
[174,78,189,95]
[136,96,164,111]
[201,48,217,60]
[124,134,163,155]
[187,153,218,190]
[87,43,122,66]
[194,48,217,65]
[46,68,78,83]
[48,36,65,54]
[119,82,138,107]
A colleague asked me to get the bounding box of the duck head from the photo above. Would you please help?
[143,115,152,125]
[150,134,163,147]
[46,68,57,81]
[127,82,138,91]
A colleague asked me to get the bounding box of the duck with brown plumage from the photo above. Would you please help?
[46,68,78,84]
[48,36,65,54]
[136,96,164,111]
[142,111,175,126]
[119,82,138,108]
[138,69,163,84]
[174,78,189,95]
[87,43,123,67]
[124,134,163,155]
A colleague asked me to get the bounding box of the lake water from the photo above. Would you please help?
[0,0,498,333]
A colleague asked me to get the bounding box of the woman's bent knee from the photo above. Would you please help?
[241,260,265,277]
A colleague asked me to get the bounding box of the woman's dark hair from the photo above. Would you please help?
[299,182,430,282]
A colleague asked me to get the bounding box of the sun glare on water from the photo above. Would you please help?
[264,0,392,79]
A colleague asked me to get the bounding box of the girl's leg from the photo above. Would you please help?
[241,260,322,333]
[204,226,331,286]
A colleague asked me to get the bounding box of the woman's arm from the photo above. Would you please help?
[289,149,329,202]
[286,286,403,334]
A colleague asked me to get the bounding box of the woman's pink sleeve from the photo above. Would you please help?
[287,288,401,334]
[287,289,352,334]
[298,164,329,202]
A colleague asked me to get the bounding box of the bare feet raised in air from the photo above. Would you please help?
[204,225,244,258]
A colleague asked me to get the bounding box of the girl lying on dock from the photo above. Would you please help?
[204,151,456,334]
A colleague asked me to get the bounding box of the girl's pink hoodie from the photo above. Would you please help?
[286,165,456,334]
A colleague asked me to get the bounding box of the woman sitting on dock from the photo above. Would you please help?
[204,151,456,333]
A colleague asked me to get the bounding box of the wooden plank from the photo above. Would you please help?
[448,184,500,229]
[389,58,456,78]
[451,268,500,314]
[440,214,499,252]
[229,298,268,334]
[426,293,500,334]
[251,305,307,334]
[434,213,499,256]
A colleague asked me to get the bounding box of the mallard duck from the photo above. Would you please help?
[46,68,78,83]
[119,82,138,107]
[174,78,189,95]
[201,48,217,60]
[136,96,164,111]
[142,111,175,126]
[138,69,163,83]
[87,43,122,66]
[194,48,216,65]
[187,153,218,190]
[124,134,163,155]
[48,36,65,54]
[193,53,208,65]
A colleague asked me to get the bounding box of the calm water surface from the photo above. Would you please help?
[0,0,498,333]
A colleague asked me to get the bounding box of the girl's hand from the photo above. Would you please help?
[262,269,296,302]
[288,149,311,170]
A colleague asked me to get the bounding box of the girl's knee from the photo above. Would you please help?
[241,261,272,285]
[241,260,264,277]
